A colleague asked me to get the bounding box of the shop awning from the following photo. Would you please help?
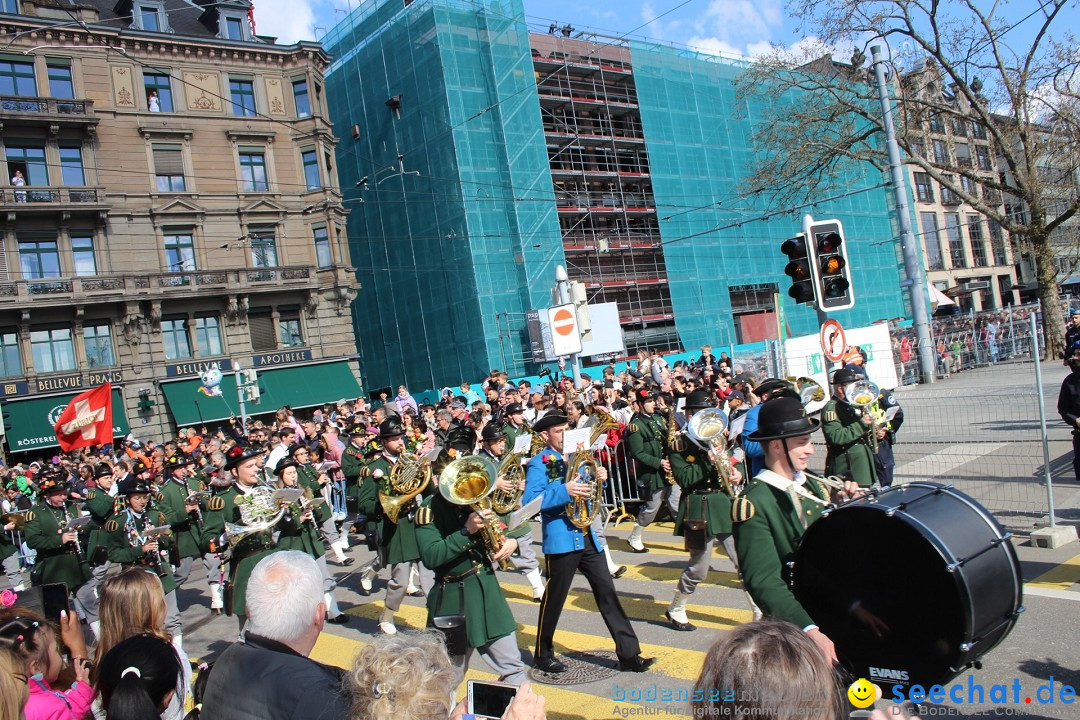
[6,388,130,453]
[929,283,955,310]
[160,360,361,428]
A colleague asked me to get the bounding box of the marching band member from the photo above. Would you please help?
[290,443,353,567]
[157,452,212,595]
[821,368,878,488]
[272,459,349,624]
[665,391,747,631]
[22,467,100,637]
[734,396,862,663]
[523,413,653,675]
[81,463,119,612]
[476,422,546,601]
[625,389,680,554]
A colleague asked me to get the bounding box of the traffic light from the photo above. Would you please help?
[568,280,592,341]
[809,219,854,311]
[241,385,261,405]
[782,233,816,305]
[238,368,258,386]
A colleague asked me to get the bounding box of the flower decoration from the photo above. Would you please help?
[372,469,384,479]
[542,454,564,481]
[0,589,16,607]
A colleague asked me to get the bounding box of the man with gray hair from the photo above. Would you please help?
[202,551,350,720]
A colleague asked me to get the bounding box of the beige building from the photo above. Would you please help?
[899,64,1019,312]
[0,0,359,455]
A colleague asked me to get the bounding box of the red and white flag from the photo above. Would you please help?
[53,382,114,452]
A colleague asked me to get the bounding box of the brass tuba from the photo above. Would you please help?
[491,449,526,514]
[791,376,827,414]
[562,408,619,529]
[438,455,513,570]
[685,408,736,496]
[379,453,431,524]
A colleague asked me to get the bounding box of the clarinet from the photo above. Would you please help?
[60,505,86,563]
[126,512,166,576]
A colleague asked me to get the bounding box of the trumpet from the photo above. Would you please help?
[379,453,431,524]
[439,455,513,570]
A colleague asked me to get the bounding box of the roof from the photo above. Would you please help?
[36,0,268,44]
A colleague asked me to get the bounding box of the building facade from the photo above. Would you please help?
[325,0,908,393]
[0,0,360,455]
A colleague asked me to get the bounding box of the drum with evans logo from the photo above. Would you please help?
[791,482,1023,688]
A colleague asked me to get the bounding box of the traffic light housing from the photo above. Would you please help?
[782,233,816,305]
[809,219,854,311]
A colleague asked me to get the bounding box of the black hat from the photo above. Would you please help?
[684,390,713,411]
[503,403,525,416]
[532,412,568,433]
[377,417,406,440]
[753,379,792,399]
[287,442,309,458]
[634,388,658,404]
[165,452,194,471]
[831,367,862,385]
[274,459,301,478]
[480,422,506,443]
[118,477,153,495]
[131,459,153,477]
[224,443,264,471]
[37,467,68,494]
[446,426,476,452]
[348,423,368,437]
[747,396,820,441]
[93,462,113,479]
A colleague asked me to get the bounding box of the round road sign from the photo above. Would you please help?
[552,307,576,336]
[820,319,847,362]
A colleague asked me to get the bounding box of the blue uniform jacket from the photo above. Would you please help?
[523,449,605,555]
[740,404,766,477]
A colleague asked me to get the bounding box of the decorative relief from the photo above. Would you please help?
[264,76,286,115]
[183,71,222,112]
[111,66,137,108]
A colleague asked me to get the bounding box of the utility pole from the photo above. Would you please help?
[554,265,583,389]
[234,361,248,427]
[871,43,937,384]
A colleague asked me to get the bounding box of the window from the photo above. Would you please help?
[0,1,19,14]
[279,308,303,348]
[914,172,934,202]
[968,215,987,267]
[161,318,191,360]
[960,174,977,196]
[932,139,948,165]
[940,175,960,204]
[143,72,172,112]
[136,3,164,31]
[83,323,114,368]
[47,63,74,99]
[920,213,944,270]
[19,240,60,278]
[194,315,223,357]
[248,228,278,267]
[164,231,196,272]
[153,145,185,191]
[224,16,246,41]
[59,146,85,186]
[7,145,48,185]
[292,78,310,117]
[31,327,75,373]
[944,212,967,268]
[976,145,992,171]
[0,60,36,96]
[928,114,944,133]
[238,149,268,191]
[999,275,1013,305]
[229,78,256,116]
[909,138,925,159]
[313,226,332,268]
[0,330,20,378]
[989,220,1008,265]
[971,122,987,140]
[950,118,967,136]
[248,309,275,352]
[71,235,96,276]
[954,142,971,167]
[301,148,320,190]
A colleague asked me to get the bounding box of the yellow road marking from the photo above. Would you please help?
[1027,552,1080,590]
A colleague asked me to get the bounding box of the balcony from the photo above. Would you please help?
[0,265,322,305]
[0,186,107,213]
[0,96,98,132]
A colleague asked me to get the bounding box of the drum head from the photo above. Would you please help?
[792,483,1021,689]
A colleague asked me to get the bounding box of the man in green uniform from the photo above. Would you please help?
[104,476,183,648]
[291,443,352,566]
[625,389,680,554]
[734,396,862,663]
[157,452,212,597]
[365,417,433,634]
[83,463,120,606]
[204,444,281,630]
[415,475,526,684]
[665,390,741,631]
[22,467,98,635]
[821,367,878,488]
[501,403,529,450]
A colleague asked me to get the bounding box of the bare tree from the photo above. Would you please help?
[736,0,1080,357]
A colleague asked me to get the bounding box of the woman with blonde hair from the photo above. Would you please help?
[92,568,190,720]
[0,645,29,720]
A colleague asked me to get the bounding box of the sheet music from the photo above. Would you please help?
[512,433,533,455]
[562,427,591,454]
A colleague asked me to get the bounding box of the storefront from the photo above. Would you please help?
[4,388,130,454]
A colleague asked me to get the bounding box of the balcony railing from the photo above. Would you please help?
[0,186,106,208]
[0,265,323,303]
[0,95,97,124]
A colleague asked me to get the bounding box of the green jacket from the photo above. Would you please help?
[670,441,732,536]
[157,476,207,559]
[821,399,878,487]
[626,412,668,493]
[341,444,366,502]
[83,488,120,564]
[0,522,18,562]
[296,465,332,524]
[370,455,423,565]
[275,489,326,558]
[23,501,91,589]
[732,470,828,628]
[104,507,178,595]
[204,484,279,616]
[416,494,517,649]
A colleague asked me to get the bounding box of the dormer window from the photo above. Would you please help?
[133,2,167,32]
[223,15,246,40]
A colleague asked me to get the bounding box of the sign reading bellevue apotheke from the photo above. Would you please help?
[252,349,313,367]
[164,358,234,378]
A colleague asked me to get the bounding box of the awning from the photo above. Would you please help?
[6,388,129,453]
[929,283,955,310]
[160,360,361,427]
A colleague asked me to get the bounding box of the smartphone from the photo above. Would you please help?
[467,679,517,719]
[42,583,70,623]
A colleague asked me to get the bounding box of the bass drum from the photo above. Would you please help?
[791,482,1022,688]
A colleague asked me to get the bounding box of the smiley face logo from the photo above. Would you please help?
[847,678,879,709]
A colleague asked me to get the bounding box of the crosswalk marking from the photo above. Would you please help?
[1027,552,1080,590]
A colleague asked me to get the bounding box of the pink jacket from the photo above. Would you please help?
[25,676,94,720]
